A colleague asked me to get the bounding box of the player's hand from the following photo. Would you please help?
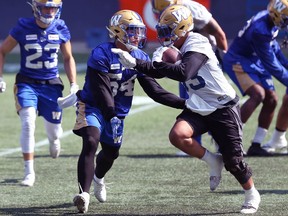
[152,46,168,63]
[70,83,79,94]
[0,77,6,93]
[111,48,136,69]
[110,116,122,144]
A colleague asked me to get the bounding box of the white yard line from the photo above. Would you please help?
[0,99,159,157]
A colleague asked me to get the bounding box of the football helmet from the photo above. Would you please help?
[29,0,62,25]
[107,10,147,50]
[151,0,177,15]
[268,0,288,28]
[156,4,193,46]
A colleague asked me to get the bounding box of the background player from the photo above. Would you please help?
[223,0,288,156]
[0,0,78,187]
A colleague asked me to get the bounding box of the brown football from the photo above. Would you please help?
[162,47,182,64]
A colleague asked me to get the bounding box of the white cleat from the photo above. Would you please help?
[209,153,224,191]
[49,139,61,158]
[175,150,189,157]
[93,175,107,202]
[21,173,35,187]
[240,189,261,214]
[262,137,288,154]
[73,192,90,213]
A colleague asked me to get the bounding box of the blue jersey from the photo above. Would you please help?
[79,42,150,118]
[10,17,70,80]
[223,10,288,86]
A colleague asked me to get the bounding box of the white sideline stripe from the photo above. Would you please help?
[0,102,159,157]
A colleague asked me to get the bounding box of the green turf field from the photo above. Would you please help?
[0,54,287,215]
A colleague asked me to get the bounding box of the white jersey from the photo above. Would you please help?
[180,32,236,115]
[180,0,212,30]
[179,0,217,50]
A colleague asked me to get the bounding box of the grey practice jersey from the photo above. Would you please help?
[180,32,236,115]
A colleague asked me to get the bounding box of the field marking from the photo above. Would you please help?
[0,98,159,157]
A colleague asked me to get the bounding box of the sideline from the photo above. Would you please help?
[0,99,159,157]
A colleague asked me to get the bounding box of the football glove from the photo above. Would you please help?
[110,116,122,144]
[0,77,6,93]
[70,83,79,94]
[57,93,78,109]
[152,46,168,63]
[111,48,136,69]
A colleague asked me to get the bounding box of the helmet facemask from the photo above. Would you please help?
[29,0,62,25]
[156,4,194,47]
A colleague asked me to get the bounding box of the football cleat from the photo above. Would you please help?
[240,188,261,214]
[246,143,271,156]
[209,153,224,191]
[175,150,189,157]
[93,175,107,202]
[73,192,90,213]
[21,173,35,187]
[49,139,61,158]
[262,137,288,154]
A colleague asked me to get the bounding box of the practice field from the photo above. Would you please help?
[0,54,288,215]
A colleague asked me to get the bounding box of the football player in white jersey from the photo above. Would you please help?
[151,0,227,155]
[112,4,261,214]
[0,0,78,187]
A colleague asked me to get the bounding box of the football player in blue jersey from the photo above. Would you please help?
[0,0,78,187]
[223,0,288,156]
[72,9,185,213]
[113,5,261,214]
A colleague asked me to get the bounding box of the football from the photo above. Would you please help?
[162,47,182,64]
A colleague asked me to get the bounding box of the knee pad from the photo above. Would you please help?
[43,119,63,144]
[224,157,252,184]
[19,107,37,153]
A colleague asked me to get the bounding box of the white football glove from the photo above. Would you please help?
[111,48,136,69]
[152,46,168,63]
[70,82,79,94]
[0,77,6,93]
[57,93,78,109]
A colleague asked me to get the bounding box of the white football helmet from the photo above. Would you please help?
[156,4,194,46]
[29,0,62,25]
[107,10,147,50]
[268,0,288,28]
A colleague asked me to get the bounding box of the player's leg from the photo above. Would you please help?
[19,106,37,187]
[43,120,63,158]
[38,84,63,158]
[263,91,288,153]
[210,104,260,214]
[169,109,224,191]
[245,75,277,156]
[15,83,38,187]
[93,119,124,202]
[72,103,102,213]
